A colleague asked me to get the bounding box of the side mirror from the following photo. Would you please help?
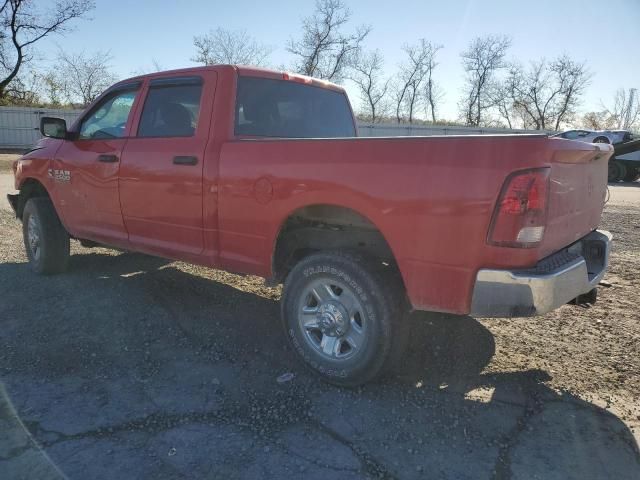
[40,117,68,139]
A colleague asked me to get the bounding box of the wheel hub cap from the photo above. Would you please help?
[317,302,349,337]
[298,279,367,360]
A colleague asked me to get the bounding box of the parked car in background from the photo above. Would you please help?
[552,129,632,144]
[609,135,640,182]
[553,129,639,182]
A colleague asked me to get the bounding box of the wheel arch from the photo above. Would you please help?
[14,177,52,219]
[270,203,402,286]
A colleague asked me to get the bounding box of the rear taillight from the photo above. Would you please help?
[488,168,550,248]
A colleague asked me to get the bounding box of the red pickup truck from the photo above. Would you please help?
[8,65,612,386]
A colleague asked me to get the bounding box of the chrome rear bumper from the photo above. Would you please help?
[470,230,612,317]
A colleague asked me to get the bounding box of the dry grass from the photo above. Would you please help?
[0,153,20,173]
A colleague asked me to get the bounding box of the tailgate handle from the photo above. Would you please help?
[98,154,118,163]
[173,156,198,166]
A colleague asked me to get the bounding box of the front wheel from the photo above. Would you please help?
[281,252,407,386]
[22,197,70,274]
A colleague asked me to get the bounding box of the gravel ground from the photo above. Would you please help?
[0,169,638,479]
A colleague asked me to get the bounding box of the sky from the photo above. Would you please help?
[34,0,640,122]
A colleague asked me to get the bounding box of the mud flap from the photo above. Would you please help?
[7,194,19,217]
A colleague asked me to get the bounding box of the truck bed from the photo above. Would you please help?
[218,134,612,314]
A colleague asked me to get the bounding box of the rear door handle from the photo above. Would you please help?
[98,154,118,163]
[173,156,198,166]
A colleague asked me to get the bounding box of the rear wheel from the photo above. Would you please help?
[593,136,610,144]
[608,160,627,183]
[22,197,70,274]
[623,166,640,182]
[281,251,407,386]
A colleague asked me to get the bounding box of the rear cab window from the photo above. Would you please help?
[235,76,356,138]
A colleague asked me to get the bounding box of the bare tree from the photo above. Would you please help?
[0,0,94,99]
[548,56,591,130]
[0,68,40,105]
[579,89,639,131]
[393,39,441,123]
[423,44,443,123]
[192,28,272,66]
[133,58,165,76]
[41,71,64,106]
[604,88,639,130]
[55,50,117,106]
[581,110,616,130]
[490,63,534,129]
[349,49,389,122]
[501,56,591,130]
[459,35,511,126]
[489,78,514,128]
[287,0,370,81]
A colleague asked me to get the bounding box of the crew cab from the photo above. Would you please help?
[7,65,613,385]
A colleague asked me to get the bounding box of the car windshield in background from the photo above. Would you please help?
[235,76,356,138]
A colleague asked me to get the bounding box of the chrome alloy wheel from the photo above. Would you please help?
[27,214,42,261]
[297,279,367,360]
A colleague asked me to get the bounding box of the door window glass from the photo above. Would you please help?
[137,83,203,137]
[79,90,138,139]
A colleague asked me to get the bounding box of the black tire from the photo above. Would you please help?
[608,160,627,183]
[281,251,408,387]
[623,167,640,182]
[22,197,70,275]
[593,136,610,144]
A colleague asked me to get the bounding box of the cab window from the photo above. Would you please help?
[235,76,356,138]
[137,78,203,138]
[79,89,138,140]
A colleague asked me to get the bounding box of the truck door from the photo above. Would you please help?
[52,82,141,245]
[118,74,215,258]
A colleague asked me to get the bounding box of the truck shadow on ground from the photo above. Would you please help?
[609,181,640,188]
[1,251,638,479]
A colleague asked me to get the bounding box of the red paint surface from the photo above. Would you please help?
[13,65,612,314]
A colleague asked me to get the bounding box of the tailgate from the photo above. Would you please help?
[539,140,612,258]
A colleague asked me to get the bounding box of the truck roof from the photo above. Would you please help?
[116,65,347,94]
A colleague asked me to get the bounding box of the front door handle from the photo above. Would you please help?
[173,156,198,166]
[98,154,118,163]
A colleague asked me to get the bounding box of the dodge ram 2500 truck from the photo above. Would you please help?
[7,65,613,386]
